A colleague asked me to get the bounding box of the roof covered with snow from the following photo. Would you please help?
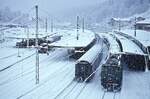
[136,19,150,24]
[77,35,102,63]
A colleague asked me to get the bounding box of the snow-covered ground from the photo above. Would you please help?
[0,27,150,99]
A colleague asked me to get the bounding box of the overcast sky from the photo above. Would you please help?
[0,0,103,14]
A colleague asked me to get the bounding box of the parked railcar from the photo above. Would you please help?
[16,40,27,48]
[101,54,123,92]
[75,35,102,82]
[16,38,45,48]
[16,35,61,48]
[122,53,146,71]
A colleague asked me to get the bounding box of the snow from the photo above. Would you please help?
[0,27,150,99]
[120,29,150,47]
[4,27,58,39]
[77,36,102,63]
[98,32,121,53]
[120,71,150,99]
[113,32,144,54]
[112,17,131,22]
[48,29,95,48]
[98,30,145,55]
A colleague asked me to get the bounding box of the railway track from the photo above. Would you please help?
[0,48,65,74]
[0,49,75,98]
[53,80,77,99]
[0,49,29,60]
[0,52,36,73]
[101,91,117,99]
[0,49,70,86]
[16,62,75,99]
[109,33,123,52]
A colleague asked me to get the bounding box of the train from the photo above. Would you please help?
[16,38,45,48]
[75,35,103,82]
[16,35,62,49]
[101,54,123,92]
[122,53,146,71]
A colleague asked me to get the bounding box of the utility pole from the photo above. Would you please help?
[2,31,4,42]
[134,17,136,37]
[17,30,21,57]
[35,5,39,84]
[27,26,29,48]
[77,16,79,40]
[119,20,121,31]
[82,18,84,32]
[51,19,53,32]
[45,18,47,33]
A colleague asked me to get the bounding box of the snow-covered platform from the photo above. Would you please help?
[48,30,95,48]
[120,29,150,47]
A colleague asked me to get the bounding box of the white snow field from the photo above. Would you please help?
[0,27,150,99]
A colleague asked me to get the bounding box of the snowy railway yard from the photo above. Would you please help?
[0,26,150,99]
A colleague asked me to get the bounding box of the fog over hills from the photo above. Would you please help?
[63,0,150,23]
[0,0,150,24]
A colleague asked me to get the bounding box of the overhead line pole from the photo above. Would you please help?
[119,20,121,31]
[45,18,47,33]
[27,26,29,48]
[82,18,84,32]
[134,17,137,37]
[35,5,39,84]
[51,18,53,33]
[77,16,79,40]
